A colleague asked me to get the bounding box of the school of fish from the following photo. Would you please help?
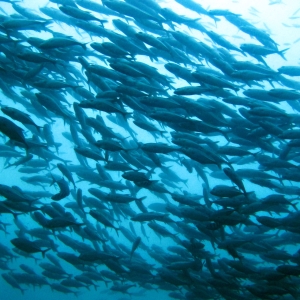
[0,0,300,299]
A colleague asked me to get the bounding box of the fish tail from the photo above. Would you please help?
[41,248,51,258]
[147,167,156,177]
[279,177,284,186]
[36,125,43,133]
[278,47,289,60]
[25,145,30,157]
[222,131,230,141]
[49,172,58,187]
[54,143,61,154]
[21,288,27,295]
[291,202,298,211]
[252,151,261,157]
[13,212,22,219]
[104,280,110,288]
[33,257,41,264]
[76,222,85,227]
[115,228,120,237]
[241,50,247,57]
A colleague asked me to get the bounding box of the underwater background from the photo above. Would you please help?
[0,0,300,299]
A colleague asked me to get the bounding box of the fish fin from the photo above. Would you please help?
[21,288,27,295]
[41,248,51,258]
[278,47,289,60]
[115,227,120,237]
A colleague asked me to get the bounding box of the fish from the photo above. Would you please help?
[0,116,28,148]
[1,106,42,133]
[10,237,50,258]
[129,236,141,260]
[0,0,300,299]
[1,273,27,295]
[59,5,107,25]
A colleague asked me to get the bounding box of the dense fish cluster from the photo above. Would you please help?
[0,0,300,299]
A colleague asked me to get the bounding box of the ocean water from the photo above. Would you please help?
[0,0,300,299]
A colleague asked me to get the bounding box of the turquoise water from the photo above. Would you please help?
[0,0,300,299]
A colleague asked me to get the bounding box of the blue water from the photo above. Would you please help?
[0,0,300,299]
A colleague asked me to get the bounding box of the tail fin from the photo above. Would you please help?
[114,227,120,237]
[278,47,289,60]
[103,280,110,288]
[13,212,23,219]
[291,201,298,211]
[20,288,27,295]
[41,248,51,258]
